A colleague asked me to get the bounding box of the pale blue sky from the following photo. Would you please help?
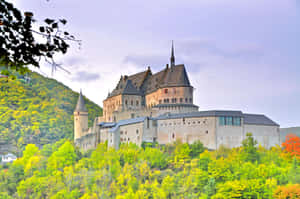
[14,0,300,127]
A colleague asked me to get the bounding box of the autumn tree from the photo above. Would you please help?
[282,134,300,158]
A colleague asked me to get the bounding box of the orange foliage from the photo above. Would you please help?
[282,134,300,158]
[273,184,300,199]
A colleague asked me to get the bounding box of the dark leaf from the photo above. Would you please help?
[44,18,54,25]
[39,26,45,33]
[59,19,67,25]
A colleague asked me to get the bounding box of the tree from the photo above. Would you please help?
[47,141,77,171]
[241,133,259,163]
[189,140,205,158]
[282,134,300,158]
[273,184,300,199]
[0,0,79,73]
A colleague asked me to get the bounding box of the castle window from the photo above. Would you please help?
[125,100,128,105]
[159,100,162,104]
[185,98,188,103]
[121,138,123,142]
[136,100,139,106]
[128,138,130,141]
[164,89,168,94]
[180,98,183,103]
[198,121,201,124]
[120,131,123,135]
[125,131,127,135]
[206,131,209,134]
[219,117,225,126]
[136,129,139,135]
[172,133,175,139]
[131,113,135,118]
[174,98,177,103]
[166,99,169,103]
[233,117,241,126]
[193,121,195,124]
[183,118,185,124]
[189,98,192,103]
[226,117,233,125]
[131,100,133,106]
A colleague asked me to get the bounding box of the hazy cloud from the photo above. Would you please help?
[72,71,100,82]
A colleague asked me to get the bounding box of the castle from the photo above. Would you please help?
[74,44,280,150]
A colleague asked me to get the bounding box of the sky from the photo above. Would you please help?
[12,0,300,127]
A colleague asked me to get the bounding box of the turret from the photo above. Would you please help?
[74,90,88,141]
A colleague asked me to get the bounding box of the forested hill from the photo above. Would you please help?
[0,70,102,155]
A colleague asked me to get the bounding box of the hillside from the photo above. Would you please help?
[0,70,102,155]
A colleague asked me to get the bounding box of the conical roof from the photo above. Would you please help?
[75,91,88,112]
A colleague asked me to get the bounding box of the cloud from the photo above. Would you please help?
[63,57,86,68]
[72,71,100,82]
[123,54,168,71]
[178,39,264,62]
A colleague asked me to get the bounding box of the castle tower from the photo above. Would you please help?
[74,90,88,141]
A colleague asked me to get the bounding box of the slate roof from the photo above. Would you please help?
[108,117,148,132]
[243,114,279,126]
[161,65,191,87]
[98,122,116,128]
[106,64,192,98]
[75,91,88,112]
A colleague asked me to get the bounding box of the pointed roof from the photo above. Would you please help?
[162,64,191,87]
[170,40,175,67]
[122,79,142,95]
[75,90,88,112]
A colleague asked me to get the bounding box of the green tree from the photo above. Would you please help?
[241,133,259,163]
[190,140,205,158]
[47,141,76,172]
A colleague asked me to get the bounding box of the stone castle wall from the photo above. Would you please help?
[74,111,88,140]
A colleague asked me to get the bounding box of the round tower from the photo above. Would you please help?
[74,90,88,141]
